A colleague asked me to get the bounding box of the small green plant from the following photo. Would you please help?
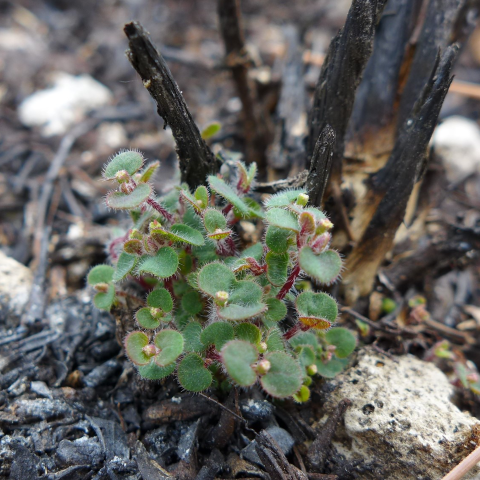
[87,150,356,399]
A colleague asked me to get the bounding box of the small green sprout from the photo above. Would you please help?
[87,150,357,400]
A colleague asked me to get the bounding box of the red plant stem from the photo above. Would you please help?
[222,203,233,216]
[226,236,237,256]
[206,348,222,361]
[109,232,129,260]
[164,277,174,297]
[283,322,310,340]
[134,276,153,292]
[277,263,301,300]
[146,198,174,223]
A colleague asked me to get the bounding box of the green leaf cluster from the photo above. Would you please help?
[88,151,356,400]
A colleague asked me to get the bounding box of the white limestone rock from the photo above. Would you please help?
[433,116,480,184]
[18,73,112,137]
[318,348,480,479]
[0,251,32,324]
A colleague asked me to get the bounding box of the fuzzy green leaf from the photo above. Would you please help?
[315,356,349,378]
[221,340,258,387]
[264,189,306,209]
[296,291,337,330]
[242,244,264,262]
[266,208,299,232]
[201,122,221,140]
[170,224,205,246]
[289,332,318,350]
[103,150,144,179]
[183,321,204,352]
[147,288,173,313]
[218,280,266,321]
[266,252,289,287]
[152,224,205,246]
[154,329,184,366]
[234,197,264,219]
[261,352,302,398]
[297,345,315,368]
[194,186,209,209]
[299,248,342,285]
[325,327,356,358]
[203,209,227,233]
[207,176,249,217]
[138,361,175,380]
[235,323,261,344]
[180,188,204,213]
[178,353,212,392]
[303,207,327,222]
[106,183,152,210]
[137,247,179,279]
[93,284,115,311]
[138,161,160,183]
[125,331,150,366]
[113,253,136,283]
[201,322,234,350]
[219,303,267,321]
[88,265,114,286]
[181,290,203,315]
[136,307,161,329]
[264,298,287,326]
[265,226,291,254]
[265,328,285,352]
[197,262,235,297]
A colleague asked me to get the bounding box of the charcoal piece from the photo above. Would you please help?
[90,339,121,361]
[112,387,134,405]
[56,436,104,468]
[121,404,141,431]
[82,358,122,388]
[241,426,294,467]
[239,399,274,423]
[134,440,172,480]
[30,380,53,399]
[143,395,212,425]
[87,416,130,462]
[31,427,54,454]
[194,448,224,480]
[9,443,40,480]
[143,425,178,465]
[177,419,200,462]
[12,398,73,422]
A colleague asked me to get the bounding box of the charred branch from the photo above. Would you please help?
[269,25,306,174]
[217,0,271,178]
[342,45,459,304]
[397,0,478,130]
[124,21,218,189]
[346,0,422,158]
[307,0,386,183]
[306,125,335,207]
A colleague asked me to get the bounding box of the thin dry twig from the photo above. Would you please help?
[441,444,480,480]
[217,0,271,177]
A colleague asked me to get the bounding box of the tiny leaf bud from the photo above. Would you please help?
[94,282,110,293]
[306,364,318,376]
[142,344,159,358]
[296,193,309,207]
[214,291,229,307]
[255,359,271,375]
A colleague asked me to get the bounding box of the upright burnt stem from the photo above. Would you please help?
[124,22,218,189]
[217,0,270,178]
[307,0,386,184]
[397,0,478,131]
[306,125,335,207]
[342,45,459,304]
